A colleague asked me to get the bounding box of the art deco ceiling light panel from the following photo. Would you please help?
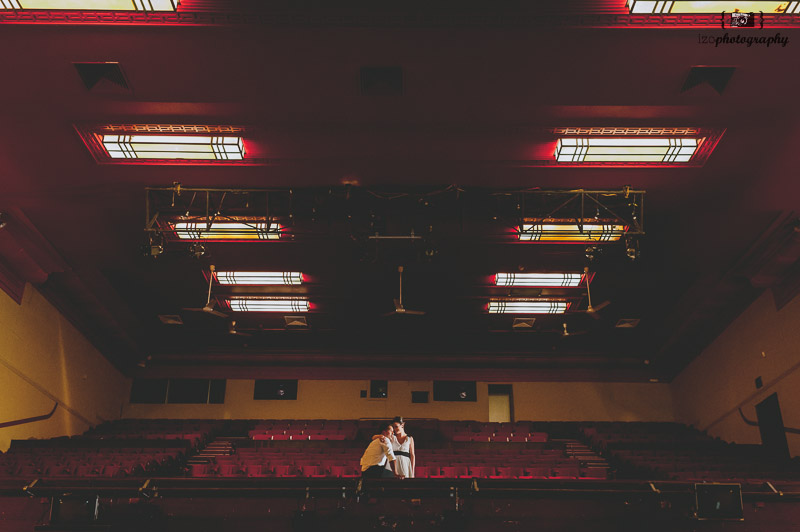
[488,300,570,314]
[518,219,627,243]
[495,272,585,287]
[102,135,243,160]
[166,219,282,241]
[227,298,309,313]
[550,128,723,167]
[214,272,303,285]
[627,1,800,13]
[555,138,698,163]
[0,0,178,8]
[75,124,261,165]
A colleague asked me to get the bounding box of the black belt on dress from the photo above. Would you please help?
[394,451,411,458]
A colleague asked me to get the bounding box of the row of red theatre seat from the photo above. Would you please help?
[0,450,183,479]
[249,432,352,441]
[450,433,548,442]
[189,462,607,479]
[581,425,800,482]
[252,420,359,428]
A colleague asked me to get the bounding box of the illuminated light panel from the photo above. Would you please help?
[495,272,583,288]
[488,300,570,314]
[215,272,303,286]
[627,1,800,13]
[0,0,179,10]
[518,220,626,243]
[228,298,309,313]
[555,138,699,163]
[102,135,244,160]
[170,221,281,241]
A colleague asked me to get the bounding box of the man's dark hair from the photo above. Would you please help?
[377,421,393,433]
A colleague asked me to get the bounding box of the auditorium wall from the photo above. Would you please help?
[0,285,129,451]
[672,290,800,457]
[123,380,676,422]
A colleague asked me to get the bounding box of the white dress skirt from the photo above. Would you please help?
[390,435,414,478]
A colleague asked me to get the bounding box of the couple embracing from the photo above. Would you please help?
[359,417,415,478]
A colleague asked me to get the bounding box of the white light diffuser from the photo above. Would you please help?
[0,0,179,10]
[518,221,626,243]
[215,272,303,285]
[628,1,800,13]
[495,273,583,287]
[171,222,281,241]
[102,135,244,160]
[228,298,309,313]
[555,138,698,163]
[488,301,569,314]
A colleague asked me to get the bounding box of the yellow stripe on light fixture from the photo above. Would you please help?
[171,221,281,241]
[215,272,303,285]
[518,220,626,243]
[627,1,799,13]
[488,300,569,314]
[228,298,309,313]
[495,273,583,288]
[555,138,698,163]
[102,135,244,160]
[0,0,179,10]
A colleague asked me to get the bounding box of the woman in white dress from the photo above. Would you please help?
[390,417,415,478]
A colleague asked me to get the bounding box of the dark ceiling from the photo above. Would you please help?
[1,1,799,382]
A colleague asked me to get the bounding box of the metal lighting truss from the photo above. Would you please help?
[514,187,645,241]
[144,185,645,242]
[144,184,292,242]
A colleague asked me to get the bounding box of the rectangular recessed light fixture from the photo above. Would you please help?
[555,138,698,163]
[101,135,244,160]
[169,220,281,241]
[0,0,179,10]
[518,220,626,243]
[496,272,584,287]
[215,272,303,285]
[488,300,569,314]
[228,298,309,313]
[627,1,800,13]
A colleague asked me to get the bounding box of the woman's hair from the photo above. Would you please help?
[393,416,405,425]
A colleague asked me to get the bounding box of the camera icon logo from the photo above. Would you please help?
[729,11,756,28]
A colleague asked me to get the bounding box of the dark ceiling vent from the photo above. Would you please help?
[512,317,535,329]
[74,62,131,94]
[681,66,736,95]
[284,315,308,328]
[158,314,184,325]
[360,66,403,96]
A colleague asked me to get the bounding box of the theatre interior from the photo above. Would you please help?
[1,1,800,531]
